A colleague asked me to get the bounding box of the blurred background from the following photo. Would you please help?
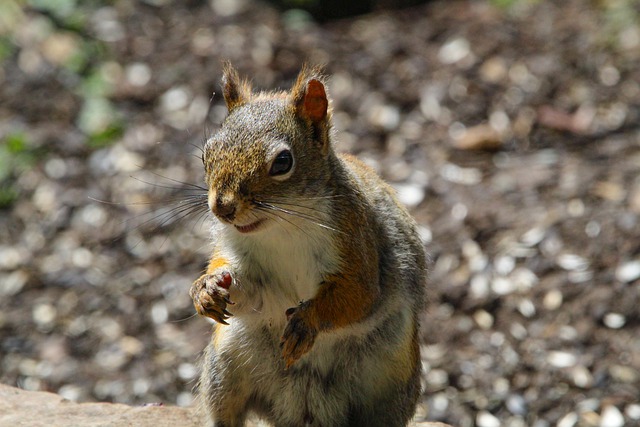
[1,0,639,426]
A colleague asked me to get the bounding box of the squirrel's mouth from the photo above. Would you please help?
[234,218,266,234]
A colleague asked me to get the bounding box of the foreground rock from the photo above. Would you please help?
[0,384,453,427]
[0,383,199,427]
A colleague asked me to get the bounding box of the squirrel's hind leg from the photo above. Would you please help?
[198,328,252,427]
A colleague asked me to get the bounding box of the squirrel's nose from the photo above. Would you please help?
[212,195,237,221]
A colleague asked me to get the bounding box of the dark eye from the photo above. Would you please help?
[269,150,293,176]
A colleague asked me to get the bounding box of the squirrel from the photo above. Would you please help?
[189,62,428,427]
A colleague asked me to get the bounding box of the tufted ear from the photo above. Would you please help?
[291,65,331,152]
[221,61,252,112]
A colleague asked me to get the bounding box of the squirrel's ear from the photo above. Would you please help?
[291,66,331,152]
[292,66,328,123]
[221,62,251,112]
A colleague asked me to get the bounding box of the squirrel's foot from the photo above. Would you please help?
[189,269,235,325]
[280,304,318,369]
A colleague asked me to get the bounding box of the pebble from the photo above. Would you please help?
[393,183,425,208]
[600,405,624,427]
[556,253,590,271]
[32,303,57,328]
[492,276,516,295]
[571,365,593,388]
[521,227,546,247]
[476,410,501,427]
[425,369,448,388]
[495,255,516,275]
[177,362,198,380]
[511,267,538,291]
[151,302,169,324]
[0,270,28,296]
[609,364,638,383]
[517,299,536,318]
[547,351,577,368]
[368,104,400,131]
[615,260,640,282]
[558,412,579,427]
[473,309,494,330]
[125,62,152,87]
[626,403,640,420]
[58,384,83,402]
[440,163,482,185]
[451,124,503,151]
[0,246,26,270]
[602,313,626,329]
[470,274,490,298]
[176,391,194,407]
[506,394,527,416]
[480,56,508,83]
[438,37,471,64]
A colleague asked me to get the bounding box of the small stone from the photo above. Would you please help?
[626,403,640,420]
[480,57,508,83]
[33,303,57,328]
[368,104,400,131]
[473,310,494,330]
[581,412,601,427]
[178,363,198,380]
[176,391,194,407]
[0,270,28,296]
[470,274,490,298]
[517,299,536,318]
[600,405,624,427]
[511,267,538,291]
[547,351,577,368]
[603,313,626,329]
[451,123,503,151]
[438,37,471,64]
[592,181,626,202]
[425,369,448,387]
[492,276,516,295]
[440,163,482,185]
[126,62,152,87]
[506,394,527,416]
[609,364,638,383]
[119,336,144,356]
[151,302,168,324]
[615,260,640,282]
[495,255,515,275]
[558,412,579,427]
[476,411,501,427]
[393,183,425,208]
[556,253,589,271]
[521,227,545,247]
[571,365,593,388]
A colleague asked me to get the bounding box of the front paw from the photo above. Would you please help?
[189,269,235,325]
[280,304,318,369]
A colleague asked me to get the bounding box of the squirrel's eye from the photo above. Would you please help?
[269,150,293,176]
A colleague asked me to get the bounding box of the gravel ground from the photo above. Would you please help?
[1,0,639,426]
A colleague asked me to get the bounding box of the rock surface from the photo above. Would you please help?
[0,384,453,427]
[0,383,199,427]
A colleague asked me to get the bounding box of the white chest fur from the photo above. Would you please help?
[216,220,339,325]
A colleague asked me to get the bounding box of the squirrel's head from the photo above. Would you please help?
[203,62,334,235]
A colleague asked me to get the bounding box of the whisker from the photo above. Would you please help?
[131,200,209,232]
[254,201,343,234]
[131,172,208,192]
[255,207,308,238]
